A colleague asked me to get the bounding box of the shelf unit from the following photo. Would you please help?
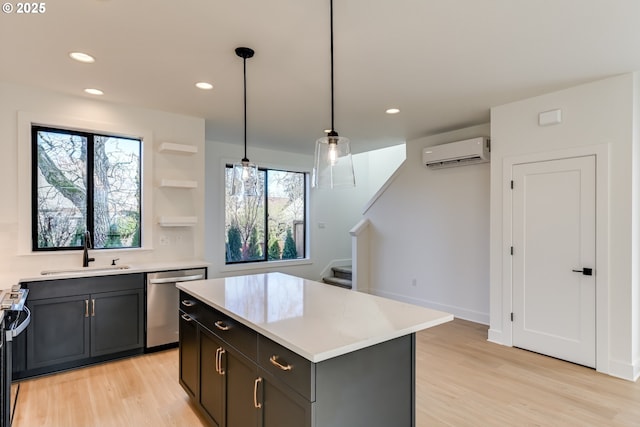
[157,216,198,227]
[158,142,198,155]
[156,142,199,228]
[158,179,198,189]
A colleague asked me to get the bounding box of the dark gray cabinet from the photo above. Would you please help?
[16,273,144,379]
[179,311,199,400]
[224,349,258,427]
[178,290,417,427]
[199,327,225,426]
[259,368,311,427]
[27,294,90,369]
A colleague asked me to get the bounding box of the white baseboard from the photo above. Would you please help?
[369,289,489,325]
[487,328,507,346]
[608,358,640,382]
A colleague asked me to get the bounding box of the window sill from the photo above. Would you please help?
[221,258,312,273]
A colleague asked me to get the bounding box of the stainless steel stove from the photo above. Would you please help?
[0,286,29,427]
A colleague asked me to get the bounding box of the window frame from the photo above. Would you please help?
[31,125,143,252]
[224,164,308,265]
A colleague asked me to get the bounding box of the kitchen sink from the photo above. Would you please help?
[40,265,132,276]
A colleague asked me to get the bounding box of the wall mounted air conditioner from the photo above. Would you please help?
[423,137,490,169]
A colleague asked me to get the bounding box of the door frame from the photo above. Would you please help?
[501,144,609,374]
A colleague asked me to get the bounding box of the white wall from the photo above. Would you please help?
[363,124,491,323]
[489,73,639,380]
[203,140,403,280]
[0,82,205,283]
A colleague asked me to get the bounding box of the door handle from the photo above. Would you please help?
[572,268,593,276]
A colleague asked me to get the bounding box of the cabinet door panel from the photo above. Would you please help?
[260,369,312,427]
[91,289,144,356]
[200,328,225,427]
[26,295,90,369]
[226,350,258,427]
[179,311,199,399]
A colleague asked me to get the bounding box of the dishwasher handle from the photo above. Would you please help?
[148,274,204,284]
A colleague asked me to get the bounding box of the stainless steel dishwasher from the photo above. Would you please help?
[146,268,206,350]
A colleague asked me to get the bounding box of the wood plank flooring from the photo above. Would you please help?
[12,319,640,426]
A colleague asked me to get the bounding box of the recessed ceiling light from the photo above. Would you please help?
[195,82,213,90]
[70,52,95,63]
[84,88,104,96]
[385,108,400,114]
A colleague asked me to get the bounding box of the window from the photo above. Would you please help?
[225,165,306,264]
[32,126,142,251]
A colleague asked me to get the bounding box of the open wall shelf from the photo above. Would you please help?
[158,142,198,154]
[159,179,198,189]
[157,216,198,227]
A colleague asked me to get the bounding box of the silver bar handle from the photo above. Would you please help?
[215,348,220,374]
[253,377,262,409]
[91,299,95,317]
[85,300,89,318]
[10,306,31,338]
[181,300,196,307]
[181,313,193,322]
[148,274,204,284]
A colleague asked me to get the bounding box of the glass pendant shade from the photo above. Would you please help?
[312,133,355,188]
[231,158,259,197]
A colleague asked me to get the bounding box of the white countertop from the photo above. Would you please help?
[9,260,209,285]
[177,272,453,363]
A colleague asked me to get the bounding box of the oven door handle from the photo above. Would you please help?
[9,306,31,339]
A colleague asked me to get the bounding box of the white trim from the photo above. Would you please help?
[502,143,610,375]
[349,218,370,236]
[17,111,154,255]
[362,159,406,214]
[369,288,489,325]
[221,258,312,273]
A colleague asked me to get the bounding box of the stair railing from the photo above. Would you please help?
[349,218,371,293]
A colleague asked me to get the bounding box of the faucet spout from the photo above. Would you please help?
[83,231,95,267]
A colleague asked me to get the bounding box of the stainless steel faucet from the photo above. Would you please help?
[83,231,95,267]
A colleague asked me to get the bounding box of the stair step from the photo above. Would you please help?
[322,276,352,289]
[331,266,352,280]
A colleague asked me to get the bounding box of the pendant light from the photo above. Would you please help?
[231,47,259,197]
[312,0,355,189]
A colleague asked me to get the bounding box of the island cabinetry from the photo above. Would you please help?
[15,273,144,379]
[178,273,454,427]
[180,292,308,427]
[179,290,412,427]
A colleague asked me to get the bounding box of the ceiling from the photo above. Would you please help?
[2,0,640,155]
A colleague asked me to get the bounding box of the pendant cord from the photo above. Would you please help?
[330,0,335,133]
[243,56,248,161]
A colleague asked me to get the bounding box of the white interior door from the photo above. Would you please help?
[512,156,596,367]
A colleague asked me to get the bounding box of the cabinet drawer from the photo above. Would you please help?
[179,291,199,318]
[199,305,257,361]
[258,335,314,401]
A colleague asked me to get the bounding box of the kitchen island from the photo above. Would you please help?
[177,272,452,427]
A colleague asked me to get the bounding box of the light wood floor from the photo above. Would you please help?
[12,319,640,426]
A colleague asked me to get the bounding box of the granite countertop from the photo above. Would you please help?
[177,272,453,363]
